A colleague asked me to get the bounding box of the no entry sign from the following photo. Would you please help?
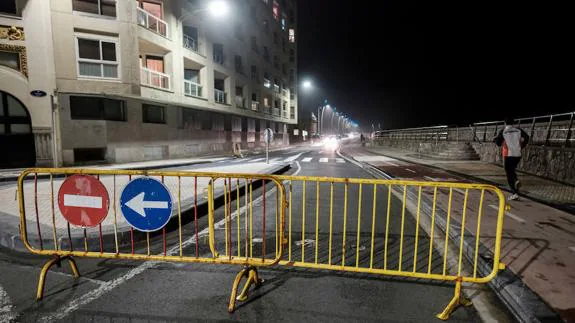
[58,175,110,227]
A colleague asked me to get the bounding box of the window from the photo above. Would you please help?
[139,1,162,19]
[0,51,19,71]
[273,55,279,69]
[251,36,259,53]
[251,65,258,82]
[142,104,166,124]
[73,0,116,17]
[178,107,197,129]
[70,96,126,121]
[272,0,279,21]
[0,0,17,15]
[76,34,119,79]
[289,9,295,24]
[263,46,270,61]
[234,55,243,74]
[289,29,295,43]
[213,43,224,64]
[234,23,244,40]
[273,32,278,45]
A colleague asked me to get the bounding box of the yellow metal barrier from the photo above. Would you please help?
[18,168,506,319]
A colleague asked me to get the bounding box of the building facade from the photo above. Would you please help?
[0,0,298,167]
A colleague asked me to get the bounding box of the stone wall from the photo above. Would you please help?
[373,138,575,185]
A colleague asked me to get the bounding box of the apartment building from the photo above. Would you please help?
[0,0,298,167]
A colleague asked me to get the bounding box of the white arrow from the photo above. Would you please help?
[125,192,169,218]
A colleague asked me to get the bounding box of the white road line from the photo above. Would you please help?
[336,158,346,163]
[38,168,295,322]
[405,168,417,174]
[301,157,312,163]
[284,152,304,163]
[319,158,328,163]
[424,176,439,182]
[488,205,526,223]
[249,158,265,163]
[384,161,399,167]
[0,285,17,323]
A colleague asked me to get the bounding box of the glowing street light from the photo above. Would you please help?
[207,1,229,17]
[302,80,312,89]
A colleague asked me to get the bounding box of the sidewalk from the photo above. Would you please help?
[0,160,290,252]
[0,155,232,183]
[343,144,575,322]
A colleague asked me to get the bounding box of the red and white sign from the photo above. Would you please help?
[58,175,110,227]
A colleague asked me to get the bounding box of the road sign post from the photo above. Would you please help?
[264,128,274,164]
[57,175,110,227]
[120,177,173,232]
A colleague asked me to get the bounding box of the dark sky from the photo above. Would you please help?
[297,0,574,130]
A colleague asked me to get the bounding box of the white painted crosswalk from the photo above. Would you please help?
[231,155,347,164]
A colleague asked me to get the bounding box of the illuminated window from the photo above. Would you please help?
[272,0,279,21]
[289,29,295,42]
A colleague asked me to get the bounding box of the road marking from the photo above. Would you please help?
[319,158,328,163]
[249,158,265,163]
[269,157,282,163]
[424,176,439,182]
[405,168,417,174]
[569,246,575,252]
[0,285,16,323]
[488,205,525,223]
[63,194,102,209]
[284,153,303,162]
[336,158,346,163]
[383,161,399,167]
[301,157,312,163]
[39,165,300,322]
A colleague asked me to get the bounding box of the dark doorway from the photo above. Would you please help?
[0,91,35,168]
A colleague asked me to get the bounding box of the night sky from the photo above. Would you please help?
[297,0,574,130]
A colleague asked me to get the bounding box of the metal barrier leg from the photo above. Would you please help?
[228,266,262,313]
[436,279,472,320]
[37,256,81,300]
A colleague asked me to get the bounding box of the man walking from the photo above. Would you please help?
[494,118,529,200]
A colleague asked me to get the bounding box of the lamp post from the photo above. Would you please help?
[318,103,331,135]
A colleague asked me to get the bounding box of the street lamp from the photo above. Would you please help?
[302,80,312,89]
[207,1,230,17]
[318,103,332,135]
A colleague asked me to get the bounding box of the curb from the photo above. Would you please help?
[0,163,291,253]
[337,149,561,323]
[362,147,575,215]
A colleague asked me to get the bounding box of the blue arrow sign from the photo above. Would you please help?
[120,177,173,232]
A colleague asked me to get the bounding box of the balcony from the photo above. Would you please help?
[290,112,295,119]
[273,108,281,116]
[141,67,170,90]
[235,96,246,108]
[273,84,280,93]
[263,78,271,88]
[213,52,224,65]
[283,111,287,118]
[263,106,271,114]
[251,101,260,111]
[137,7,168,38]
[282,89,288,97]
[184,80,203,98]
[214,89,227,104]
[183,35,198,53]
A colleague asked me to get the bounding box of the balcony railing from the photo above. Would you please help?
[273,84,280,93]
[263,106,271,114]
[251,101,260,111]
[141,67,170,90]
[235,96,245,108]
[184,80,202,98]
[282,89,288,97]
[263,78,271,88]
[137,7,168,38]
[214,89,227,104]
[283,111,287,118]
[273,107,280,116]
[183,35,198,53]
[290,112,295,119]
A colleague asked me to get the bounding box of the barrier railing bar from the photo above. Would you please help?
[237,179,241,257]
[443,188,453,276]
[228,178,232,260]
[249,179,253,258]
[262,179,266,263]
[328,182,334,265]
[315,180,320,264]
[194,176,199,258]
[178,177,183,257]
[50,174,58,251]
[398,185,407,271]
[427,187,437,274]
[369,184,377,269]
[34,173,43,250]
[288,180,293,262]
[413,186,422,273]
[224,179,229,257]
[129,175,134,254]
[113,175,119,254]
[67,222,73,251]
[473,189,485,278]
[276,182,279,258]
[384,184,391,270]
[162,176,167,256]
[341,182,348,267]
[457,189,469,276]
[302,180,306,262]
[244,179,249,259]
[146,232,150,256]
[355,183,362,268]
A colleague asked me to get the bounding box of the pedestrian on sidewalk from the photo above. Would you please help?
[494,117,529,200]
